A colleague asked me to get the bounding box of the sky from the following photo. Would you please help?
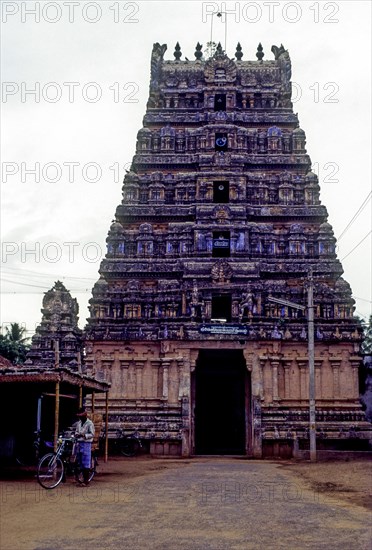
[1,0,371,337]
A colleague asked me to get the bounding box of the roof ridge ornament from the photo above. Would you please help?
[174,42,182,61]
[195,42,203,60]
[256,42,264,61]
[214,42,225,59]
[235,42,243,61]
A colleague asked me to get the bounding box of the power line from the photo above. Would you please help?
[337,191,371,242]
[1,279,92,292]
[354,296,372,304]
[1,266,96,282]
[1,278,52,289]
[340,230,372,261]
[355,310,369,321]
[1,290,91,295]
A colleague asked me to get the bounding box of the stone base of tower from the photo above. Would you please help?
[85,339,372,458]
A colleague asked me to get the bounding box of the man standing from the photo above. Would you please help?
[75,407,95,486]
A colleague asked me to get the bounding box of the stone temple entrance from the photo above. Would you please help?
[194,350,248,455]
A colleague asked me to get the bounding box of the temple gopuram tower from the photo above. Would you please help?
[26,281,84,371]
[86,42,371,457]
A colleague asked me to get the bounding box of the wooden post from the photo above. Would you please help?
[77,350,82,374]
[54,381,60,452]
[92,391,95,414]
[104,391,109,463]
[79,386,83,408]
[54,339,60,369]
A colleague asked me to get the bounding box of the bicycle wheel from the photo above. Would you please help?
[120,439,138,457]
[37,453,64,489]
[76,455,96,483]
[88,456,97,481]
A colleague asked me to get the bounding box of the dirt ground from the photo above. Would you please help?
[1,457,371,550]
[111,457,371,511]
[278,458,372,510]
[71,456,370,510]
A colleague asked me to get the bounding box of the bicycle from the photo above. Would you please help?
[37,435,97,489]
[15,430,54,467]
[119,428,142,457]
[103,428,142,457]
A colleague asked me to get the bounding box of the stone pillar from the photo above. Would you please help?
[161,359,170,400]
[270,357,280,403]
[349,356,361,400]
[177,358,186,398]
[135,361,144,398]
[128,361,136,398]
[246,352,263,458]
[102,360,113,385]
[258,356,266,402]
[119,360,130,397]
[151,360,161,398]
[329,357,341,399]
[181,396,190,457]
[283,361,292,400]
[314,359,323,400]
[181,352,194,457]
[297,359,308,401]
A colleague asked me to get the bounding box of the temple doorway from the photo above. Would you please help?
[193,349,249,455]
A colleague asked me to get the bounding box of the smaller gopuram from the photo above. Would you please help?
[25,281,84,371]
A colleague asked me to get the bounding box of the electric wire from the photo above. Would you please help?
[1,278,54,289]
[354,296,372,303]
[1,266,96,282]
[340,230,372,261]
[337,191,371,241]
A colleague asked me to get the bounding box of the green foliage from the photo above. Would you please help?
[0,323,30,364]
[361,315,372,355]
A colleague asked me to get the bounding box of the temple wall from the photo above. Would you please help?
[86,339,367,457]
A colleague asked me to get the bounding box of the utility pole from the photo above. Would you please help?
[307,268,316,461]
[268,267,317,461]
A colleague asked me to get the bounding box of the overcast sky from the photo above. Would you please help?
[1,0,371,335]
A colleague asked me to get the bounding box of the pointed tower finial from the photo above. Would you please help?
[174,42,182,61]
[256,43,264,61]
[195,42,203,60]
[235,42,243,61]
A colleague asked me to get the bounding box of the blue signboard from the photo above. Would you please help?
[199,325,249,336]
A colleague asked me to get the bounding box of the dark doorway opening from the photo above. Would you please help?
[212,231,230,257]
[211,295,231,322]
[214,94,226,111]
[194,349,247,455]
[213,181,229,203]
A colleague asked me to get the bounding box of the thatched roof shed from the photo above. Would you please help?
[0,364,110,462]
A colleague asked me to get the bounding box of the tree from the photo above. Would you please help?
[361,315,372,355]
[0,323,30,364]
